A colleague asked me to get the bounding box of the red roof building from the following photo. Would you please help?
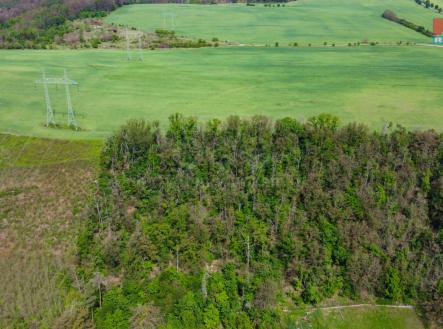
[433,18,443,36]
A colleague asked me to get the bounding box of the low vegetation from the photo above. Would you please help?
[77,115,442,328]
[0,134,101,328]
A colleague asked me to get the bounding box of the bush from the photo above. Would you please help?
[382,9,398,22]
[90,38,101,48]
[384,267,403,301]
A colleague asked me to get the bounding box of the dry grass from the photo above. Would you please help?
[0,134,100,327]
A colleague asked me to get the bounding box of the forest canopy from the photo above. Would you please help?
[0,0,131,48]
[78,114,443,328]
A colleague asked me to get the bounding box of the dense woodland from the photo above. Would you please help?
[0,0,133,48]
[76,115,443,328]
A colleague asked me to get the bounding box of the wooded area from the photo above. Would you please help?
[0,0,133,48]
[77,115,443,328]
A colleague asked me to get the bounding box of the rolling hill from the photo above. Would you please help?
[106,0,440,44]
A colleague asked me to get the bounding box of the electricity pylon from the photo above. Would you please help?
[35,70,56,126]
[125,27,132,61]
[125,28,143,61]
[138,34,143,61]
[35,69,79,129]
[162,12,176,30]
[64,69,78,129]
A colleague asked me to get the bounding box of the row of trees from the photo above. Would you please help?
[77,115,442,328]
[382,9,433,37]
[415,0,443,14]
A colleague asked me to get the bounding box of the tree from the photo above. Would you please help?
[384,267,403,301]
[130,304,164,329]
[204,303,221,329]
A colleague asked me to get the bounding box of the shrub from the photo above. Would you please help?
[382,9,398,22]
[90,38,101,48]
[384,267,403,301]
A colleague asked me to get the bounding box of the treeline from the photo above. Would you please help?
[0,0,135,48]
[415,0,443,14]
[382,9,433,37]
[76,115,443,328]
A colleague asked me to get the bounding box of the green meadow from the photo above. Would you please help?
[106,0,439,45]
[309,307,424,329]
[1,46,443,139]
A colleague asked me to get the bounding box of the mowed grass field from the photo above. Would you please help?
[1,46,443,139]
[106,0,439,45]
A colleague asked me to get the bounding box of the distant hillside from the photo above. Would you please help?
[0,0,133,48]
[106,0,437,44]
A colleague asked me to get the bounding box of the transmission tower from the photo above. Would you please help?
[138,33,143,61]
[125,28,143,61]
[35,70,56,126]
[64,69,78,130]
[162,12,176,30]
[125,27,132,61]
[35,69,79,130]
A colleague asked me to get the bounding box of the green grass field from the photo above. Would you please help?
[1,46,443,139]
[106,0,440,45]
[308,307,424,329]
